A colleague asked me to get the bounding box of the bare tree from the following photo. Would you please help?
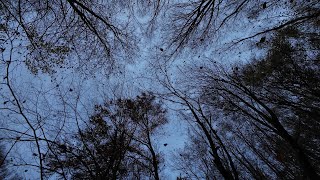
[0,0,141,75]
[165,0,319,54]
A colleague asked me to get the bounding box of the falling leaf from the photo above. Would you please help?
[260,37,266,43]
[262,2,267,9]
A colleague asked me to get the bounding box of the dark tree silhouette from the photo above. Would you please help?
[167,0,319,53]
[167,11,320,179]
[44,93,167,179]
[194,25,320,179]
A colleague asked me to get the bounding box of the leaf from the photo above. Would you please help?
[260,37,266,43]
[262,2,267,9]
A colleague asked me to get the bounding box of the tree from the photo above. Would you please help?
[0,0,319,179]
[160,73,240,180]
[165,0,319,55]
[193,24,320,179]
[0,0,156,75]
[163,7,320,178]
[44,92,167,179]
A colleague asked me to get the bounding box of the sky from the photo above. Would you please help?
[0,0,308,179]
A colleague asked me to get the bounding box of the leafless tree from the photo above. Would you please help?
[165,0,319,54]
[0,0,142,75]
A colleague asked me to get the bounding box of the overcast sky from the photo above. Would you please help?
[1,0,318,179]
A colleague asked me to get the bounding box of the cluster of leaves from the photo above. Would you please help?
[44,93,167,179]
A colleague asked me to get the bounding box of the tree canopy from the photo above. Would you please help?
[0,0,319,179]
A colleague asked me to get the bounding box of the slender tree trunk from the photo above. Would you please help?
[186,102,236,180]
[146,130,160,180]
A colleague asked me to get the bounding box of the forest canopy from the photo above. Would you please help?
[0,0,319,179]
